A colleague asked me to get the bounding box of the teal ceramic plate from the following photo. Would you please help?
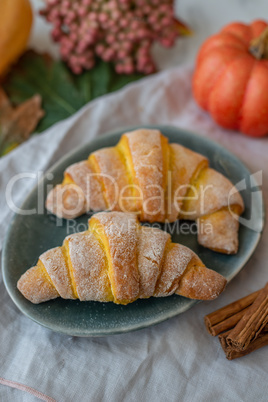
[2,125,264,337]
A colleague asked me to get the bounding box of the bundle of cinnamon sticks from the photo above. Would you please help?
[204,283,268,360]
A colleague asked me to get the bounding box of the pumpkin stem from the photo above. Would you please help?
[249,27,268,59]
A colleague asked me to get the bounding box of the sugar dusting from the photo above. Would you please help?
[124,129,165,221]
[18,212,227,303]
[137,226,170,298]
[66,231,112,301]
[40,247,75,299]
[155,244,194,297]
[198,210,239,254]
[66,160,106,211]
[90,148,131,211]
[93,212,139,302]
[181,168,244,220]
[176,262,227,300]
[17,266,59,304]
[45,129,244,256]
[46,184,87,219]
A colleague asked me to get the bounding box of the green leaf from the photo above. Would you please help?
[3,51,144,134]
[109,73,144,93]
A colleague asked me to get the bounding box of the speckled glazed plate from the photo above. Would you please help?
[2,125,264,337]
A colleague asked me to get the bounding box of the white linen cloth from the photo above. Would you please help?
[0,67,268,402]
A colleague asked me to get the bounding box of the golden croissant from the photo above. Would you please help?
[17,212,227,305]
[46,129,244,254]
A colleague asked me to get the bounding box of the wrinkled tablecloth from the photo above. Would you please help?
[0,67,268,402]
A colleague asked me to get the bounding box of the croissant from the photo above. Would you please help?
[46,129,244,254]
[17,212,227,305]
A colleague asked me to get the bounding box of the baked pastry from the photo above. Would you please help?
[46,129,244,254]
[17,212,227,305]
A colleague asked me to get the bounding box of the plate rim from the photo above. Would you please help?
[2,125,265,337]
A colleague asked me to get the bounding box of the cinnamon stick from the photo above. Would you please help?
[219,325,268,360]
[204,290,259,336]
[227,283,268,351]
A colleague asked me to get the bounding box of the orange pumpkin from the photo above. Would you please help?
[0,0,33,77]
[193,20,268,137]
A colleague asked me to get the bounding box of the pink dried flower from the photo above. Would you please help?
[40,0,183,75]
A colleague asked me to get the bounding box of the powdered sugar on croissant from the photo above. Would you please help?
[17,212,227,305]
[46,129,244,254]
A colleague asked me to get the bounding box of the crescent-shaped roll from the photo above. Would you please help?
[17,212,227,305]
[46,129,244,254]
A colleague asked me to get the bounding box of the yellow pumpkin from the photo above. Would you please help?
[0,0,33,76]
